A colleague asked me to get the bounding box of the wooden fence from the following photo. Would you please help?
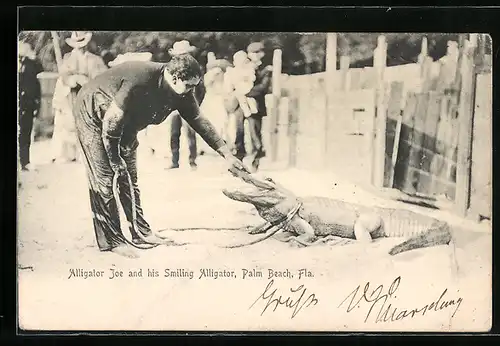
[33,34,491,220]
[266,34,492,220]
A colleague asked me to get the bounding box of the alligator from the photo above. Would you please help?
[221,173,454,255]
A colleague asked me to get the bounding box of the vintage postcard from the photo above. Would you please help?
[17,30,492,332]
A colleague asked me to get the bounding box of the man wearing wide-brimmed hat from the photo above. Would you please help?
[51,31,108,163]
[168,40,197,56]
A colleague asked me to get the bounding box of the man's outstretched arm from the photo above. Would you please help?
[177,92,231,158]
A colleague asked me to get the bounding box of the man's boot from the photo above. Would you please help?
[251,158,260,172]
[166,162,179,170]
[189,161,198,171]
[166,150,180,170]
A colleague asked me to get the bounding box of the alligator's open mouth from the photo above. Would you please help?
[222,174,278,204]
[222,182,273,202]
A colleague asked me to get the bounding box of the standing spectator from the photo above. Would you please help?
[51,31,108,163]
[199,56,233,154]
[245,42,272,171]
[167,40,206,170]
[224,50,258,118]
[18,38,42,171]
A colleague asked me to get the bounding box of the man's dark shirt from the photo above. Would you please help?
[19,56,42,113]
[246,63,272,117]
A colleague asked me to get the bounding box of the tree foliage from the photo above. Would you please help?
[19,31,463,75]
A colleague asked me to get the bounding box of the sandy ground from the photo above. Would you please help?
[17,139,492,332]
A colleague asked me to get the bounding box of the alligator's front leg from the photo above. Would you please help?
[285,233,318,247]
[281,215,318,246]
[354,212,384,243]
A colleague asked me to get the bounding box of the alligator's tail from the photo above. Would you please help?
[388,222,453,256]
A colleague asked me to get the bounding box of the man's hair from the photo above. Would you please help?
[165,54,202,81]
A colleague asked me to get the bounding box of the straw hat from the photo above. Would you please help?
[65,31,93,48]
[233,50,250,66]
[168,40,197,56]
[108,52,153,67]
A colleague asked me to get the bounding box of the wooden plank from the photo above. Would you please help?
[426,93,448,195]
[469,72,492,219]
[412,93,430,152]
[434,95,457,196]
[324,35,338,167]
[287,91,299,168]
[385,82,404,188]
[407,166,456,189]
[326,33,337,75]
[408,167,457,200]
[401,92,429,194]
[421,56,434,91]
[445,114,460,182]
[295,86,309,169]
[269,49,282,162]
[276,96,290,163]
[339,56,350,91]
[349,68,362,90]
[50,31,63,70]
[422,92,442,151]
[371,35,388,188]
[386,82,405,122]
[393,92,418,192]
[362,67,377,89]
[321,76,331,169]
[418,36,429,65]
[296,83,326,170]
[455,39,476,217]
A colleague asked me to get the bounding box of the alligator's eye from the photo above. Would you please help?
[264,177,274,183]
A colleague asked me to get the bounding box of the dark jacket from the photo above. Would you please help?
[18,56,42,113]
[246,63,272,117]
[194,79,206,105]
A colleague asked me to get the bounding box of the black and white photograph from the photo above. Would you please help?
[17,28,492,331]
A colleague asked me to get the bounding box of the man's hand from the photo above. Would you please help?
[225,154,251,177]
[110,157,128,177]
[216,145,251,176]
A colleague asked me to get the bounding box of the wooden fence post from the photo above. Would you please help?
[340,56,350,91]
[326,33,338,75]
[50,31,63,71]
[418,36,428,65]
[207,52,216,65]
[270,49,282,162]
[418,36,434,91]
[324,33,338,167]
[372,35,388,188]
[387,82,405,188]
[288,88,299,168]
[455,38,477,217]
